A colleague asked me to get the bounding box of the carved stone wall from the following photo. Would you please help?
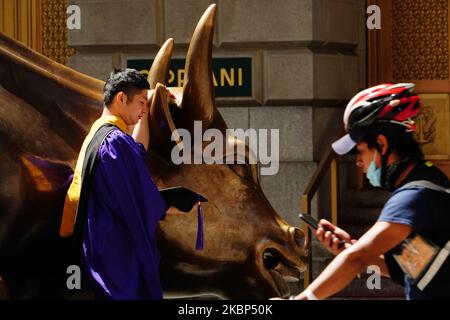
[417,94,450,160]
[42,0,75,65]
[392,0,449,81]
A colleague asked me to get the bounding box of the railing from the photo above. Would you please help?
[301,138,342,288]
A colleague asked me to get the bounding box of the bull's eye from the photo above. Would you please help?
[263,249,280,270]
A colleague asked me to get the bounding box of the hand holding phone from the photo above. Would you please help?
[299,214,346,247]
[298,213,320,230]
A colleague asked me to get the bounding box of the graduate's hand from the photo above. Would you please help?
[148,86,177,108]
[167,90,177,105]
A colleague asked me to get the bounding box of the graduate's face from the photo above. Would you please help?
[118,89,148,125]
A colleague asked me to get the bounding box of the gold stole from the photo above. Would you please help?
[59,115,128,237]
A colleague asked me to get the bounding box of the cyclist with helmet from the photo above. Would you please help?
[291,83,450,300]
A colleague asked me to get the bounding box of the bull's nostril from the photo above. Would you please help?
[294,229,306,247]
[263,250,279,270]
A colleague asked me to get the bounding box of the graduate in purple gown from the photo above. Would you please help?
[84,127,167,299]
[61,69,191,299]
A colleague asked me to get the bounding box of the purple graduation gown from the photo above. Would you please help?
[82,128,167,299]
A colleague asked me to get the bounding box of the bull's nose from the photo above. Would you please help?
[289,227,307,250]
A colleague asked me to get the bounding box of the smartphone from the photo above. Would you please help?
[299,213,346,246]
[298,213,320,230]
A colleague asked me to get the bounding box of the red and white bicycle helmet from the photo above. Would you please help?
[332,83,420,155]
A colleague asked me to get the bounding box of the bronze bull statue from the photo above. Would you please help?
[0,4,307,299]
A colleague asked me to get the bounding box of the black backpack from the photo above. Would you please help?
[396,180,450,293]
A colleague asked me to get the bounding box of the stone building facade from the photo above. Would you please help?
[67,0,367,230]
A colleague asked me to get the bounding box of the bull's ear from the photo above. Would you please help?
[146,39,178,159]
[148,38,173,88]
[179,4,227,134]
[148,83,180,158]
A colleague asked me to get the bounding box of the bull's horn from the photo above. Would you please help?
[148,38,174,88]
[181,4,217,131]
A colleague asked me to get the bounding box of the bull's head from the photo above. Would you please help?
[0,4,307,299]
[145,5,308,299]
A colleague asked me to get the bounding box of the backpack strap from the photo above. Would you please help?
[401,180,450,194]
[396,180,450,291]
[417,240,450,291]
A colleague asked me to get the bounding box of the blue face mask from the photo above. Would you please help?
[366,151,382,187]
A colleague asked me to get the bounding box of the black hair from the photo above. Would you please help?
[360,123,424,161]
[103,68,150,106]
